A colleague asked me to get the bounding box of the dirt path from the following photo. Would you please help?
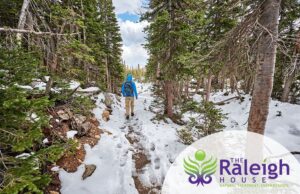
[123,118,161,194]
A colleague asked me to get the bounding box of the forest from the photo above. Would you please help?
[0,0,300,194]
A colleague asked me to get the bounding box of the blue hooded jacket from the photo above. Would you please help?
[121,74,138,99]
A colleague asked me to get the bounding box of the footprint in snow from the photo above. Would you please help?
[167,154,175,164]
[289,125,300,136]
[119,152,128,167]
[117,143,122,149]
[150,143,155,151]
[154,157,160,169]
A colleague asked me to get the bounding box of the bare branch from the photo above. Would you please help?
[0,27,80,36]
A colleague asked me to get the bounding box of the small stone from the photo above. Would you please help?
[73,114,87,125]
[71,114,87,131]
[57,110,70,121]
[42,138,49,144]
[102,110,110,122]
[104,93,113,107]
[82,164,97,180]
[77,122,92,136]
[95,135,100,139]
[105,107,113,114]
[65,108,73,118]
[51,166,60,172]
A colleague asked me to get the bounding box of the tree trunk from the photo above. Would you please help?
[165,80,174,118]
[232,75,242,99]
[49,37,58,72]
[248,0,281,134]
[281,54,299,102]
[230,74,235,93]
[45,77,53,96]
[217,70,225,91]
[244,74,253,94]
[220,77,225,92]
[17,0,30,43]
[184,79,189,99]
[195,79,201,94]
[156,62,160,85]
[80,0,90,85]
[105,56,111,92]
[281,73,294,102]
[26,12,34,50]
[173,81,181,101]
[163,0,174,118]
[205,74,213,101]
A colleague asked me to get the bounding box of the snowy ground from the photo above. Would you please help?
[209,92,300,156]
[59,83,300,194]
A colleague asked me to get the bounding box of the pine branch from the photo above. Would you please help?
[0,128,18,137]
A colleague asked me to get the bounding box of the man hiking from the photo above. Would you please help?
[121,74,138,120]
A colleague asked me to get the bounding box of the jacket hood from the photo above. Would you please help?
[126,74,133,81]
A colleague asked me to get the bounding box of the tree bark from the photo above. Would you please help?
[230,74,235,94]
[220,76,225,92]
[195,79,201,94]
[205,74,213,102]
[184,79,189,99]
[45,77,53,96]
[281,73,294,102]
[232,75,242,99]
[17,0,30,43]
[105,56,111,92]
[165,80,174,118]
[281,54,299,102]
[248,0,281,134]
[244,74,253,94]
[163,0,175,118]
[156,62,160,85]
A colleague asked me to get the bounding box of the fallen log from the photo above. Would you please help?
[291,151,300,155]
[214,96,241,105]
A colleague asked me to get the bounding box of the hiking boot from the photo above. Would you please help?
[126,115,129,120]
[131,112,134,117]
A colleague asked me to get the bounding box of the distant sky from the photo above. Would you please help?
[112,0,149,68]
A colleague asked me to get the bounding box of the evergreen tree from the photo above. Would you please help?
[273,0,300,102]
[144,0,238,116]
[0,0,124,192]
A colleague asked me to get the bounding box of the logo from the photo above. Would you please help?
[163,131,300,194]
[183,149,217,186]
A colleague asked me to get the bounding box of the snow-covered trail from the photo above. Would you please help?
[60,83,185,194]
[59,83,300,194]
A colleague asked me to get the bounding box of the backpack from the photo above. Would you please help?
[124,81,133,96]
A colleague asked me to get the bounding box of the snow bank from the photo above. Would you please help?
[210,92,300,158]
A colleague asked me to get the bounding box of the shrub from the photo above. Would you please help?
[177,100,226,144]
[0,48,69,193]
[177,127,194,145]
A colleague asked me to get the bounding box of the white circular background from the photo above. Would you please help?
[162,131,300,194]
